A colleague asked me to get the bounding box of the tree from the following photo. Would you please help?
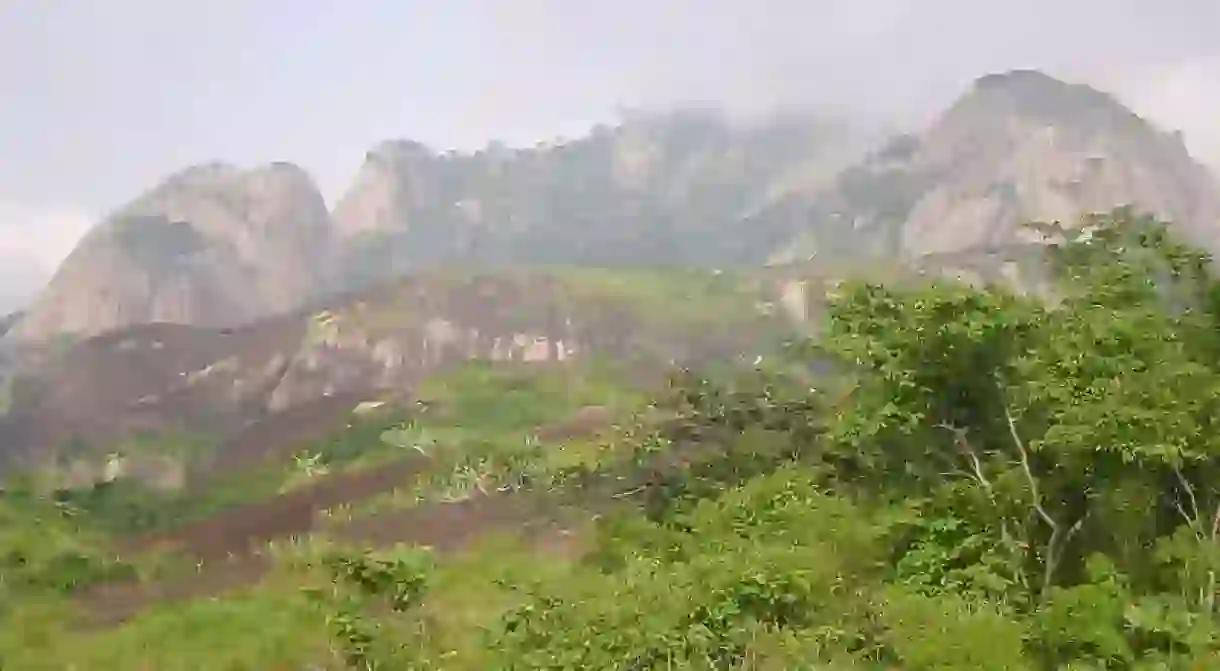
[817,207,1220,661]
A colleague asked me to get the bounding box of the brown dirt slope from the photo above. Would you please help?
[82,491,583,627]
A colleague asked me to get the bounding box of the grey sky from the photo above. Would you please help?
[2,0,1219,274]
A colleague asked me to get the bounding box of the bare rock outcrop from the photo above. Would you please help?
[772,70,1220,263]
[8,162,334,342]
[900,70,1220,257]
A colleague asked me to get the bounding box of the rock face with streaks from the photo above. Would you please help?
[330,111,875,289]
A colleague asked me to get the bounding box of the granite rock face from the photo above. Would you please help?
[9,163,334,342]
[330,111,875,289]
[771,70,1220,263]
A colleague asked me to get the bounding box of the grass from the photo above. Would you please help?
[0,359,776,669]
[44,589,330,670]
[6,527,589,670]
[329,265,772,347]
[324,360,646,522]
[23,358,641,545]
[0,266,821,669]
[546,266,761,329]
[0,264,790,667]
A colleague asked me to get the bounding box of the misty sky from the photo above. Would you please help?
[2,0,1219,280]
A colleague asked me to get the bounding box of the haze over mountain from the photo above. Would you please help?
[6,8,1220,664]
[4,3,1220,274]
[7,70,1220,343]
[769,70,1220,263]
[0,254,47,315]
[330,110,877,288]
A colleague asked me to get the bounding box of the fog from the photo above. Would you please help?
[1,0,1218,295]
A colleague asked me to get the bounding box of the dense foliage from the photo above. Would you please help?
[288,208,1220,668]
[4,207,1220,669]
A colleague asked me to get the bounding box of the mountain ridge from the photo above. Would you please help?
[9,69,1220,344]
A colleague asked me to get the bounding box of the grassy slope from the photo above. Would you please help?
[2,361,653,669]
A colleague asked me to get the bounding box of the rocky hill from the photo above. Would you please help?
[8,163,334,343]
[4,70,1218,426]
[770,70,1220,263]
[0,267,797,486]
[13,70,1217,344]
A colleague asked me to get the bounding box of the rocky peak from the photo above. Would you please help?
[8,162,334,343]
[898,71,1220,257]
[331,140,441,240]
[772,70,1220,262]
[966,70,1133,123]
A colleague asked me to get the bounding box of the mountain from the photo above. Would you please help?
[8,70,1220,656]
[12,70,1220,345]
[8,163,334,343]
[770,70,1220,263]
[330,110,875,290]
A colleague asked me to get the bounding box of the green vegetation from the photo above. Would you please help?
[550,266,761,329]
[331,360,649,519]
[5,207,1220,668]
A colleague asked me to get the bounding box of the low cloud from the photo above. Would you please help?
[0,201,95,270]
[0,202,95,311]
[1106,57,1220,171]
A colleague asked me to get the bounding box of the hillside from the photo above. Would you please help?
[4,69,1218,510]
[6,210,1220,668]
[0,267,798,489]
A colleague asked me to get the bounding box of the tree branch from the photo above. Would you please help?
[612,486,647,500]
[1172,464,1219,614]
[935,422,993,495]
[1002,401,1057,534]
[996,379,1085,601]
[1209,501,1220,615]
[935,421,1017,549]
[1174,463,1202,532]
